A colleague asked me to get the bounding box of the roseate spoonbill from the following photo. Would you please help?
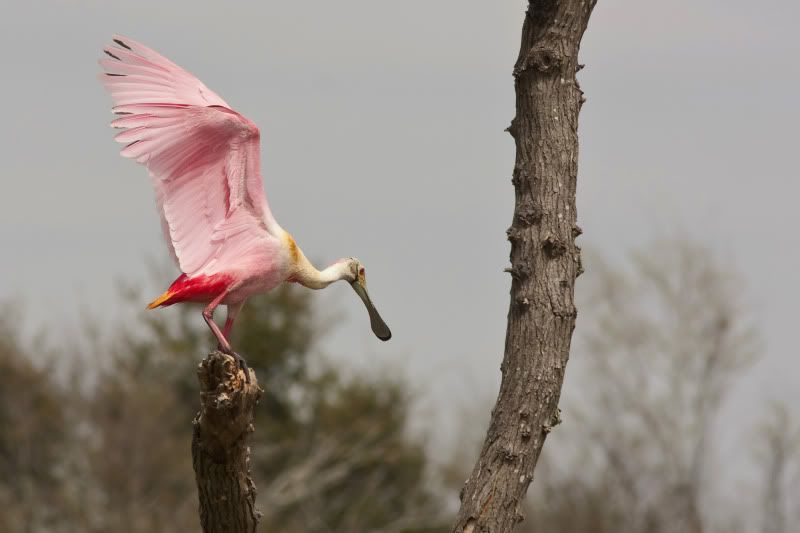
[99,36,391,380]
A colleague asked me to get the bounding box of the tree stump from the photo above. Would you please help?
[192,351,261,533]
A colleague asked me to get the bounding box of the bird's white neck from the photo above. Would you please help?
[284,232,351,290]
[294,259,351,290]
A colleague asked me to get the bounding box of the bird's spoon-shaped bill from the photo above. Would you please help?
[350,281,392,341]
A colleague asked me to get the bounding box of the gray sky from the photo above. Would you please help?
[1,0,798,479]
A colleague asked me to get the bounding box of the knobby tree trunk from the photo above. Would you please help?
[452,2,595,531]
[192,351,261,533]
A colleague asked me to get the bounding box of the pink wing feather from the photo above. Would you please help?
[99,36,278,277]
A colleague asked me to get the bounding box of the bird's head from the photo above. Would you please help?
[340,257,392,341]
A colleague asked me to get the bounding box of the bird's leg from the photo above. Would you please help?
[220,302,243,349]
[221,317,235,347]
[223,302,250,379]
[202,297,250,383]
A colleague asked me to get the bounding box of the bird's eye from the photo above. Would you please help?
[359,267,365,276]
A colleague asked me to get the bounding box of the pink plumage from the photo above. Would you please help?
[100,36,279,278]
[99,36,391,381]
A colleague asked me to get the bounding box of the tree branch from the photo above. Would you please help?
[192,351,261,533]
[452,1,595,531]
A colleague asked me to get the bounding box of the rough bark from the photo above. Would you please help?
[192,351,261,533]
[452,1,595,531]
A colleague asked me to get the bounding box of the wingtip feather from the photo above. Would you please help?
[112,37,133,51]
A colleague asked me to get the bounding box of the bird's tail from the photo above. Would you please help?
[145,273,233,309]
[146,289,176,309]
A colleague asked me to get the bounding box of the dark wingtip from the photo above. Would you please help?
[104,49,121,61]
[378,331,392,341]
[113,38,132,50]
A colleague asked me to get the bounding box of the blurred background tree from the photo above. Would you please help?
[1,239,798,532]
[539,239,758,533]
[0,281,445,532]
[755,404,800,533]
[445,239,800,533]
[0,316,74,532]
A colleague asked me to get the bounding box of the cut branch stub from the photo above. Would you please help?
[542,235,567,258]
[515,200,543,227]
[504,263,532,281]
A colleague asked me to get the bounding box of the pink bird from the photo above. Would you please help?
[99,36,391,380]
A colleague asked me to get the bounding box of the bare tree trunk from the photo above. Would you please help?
[192,352,261,533]
[452,2,595,531]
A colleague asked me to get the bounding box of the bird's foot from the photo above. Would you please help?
[219,345,251,384]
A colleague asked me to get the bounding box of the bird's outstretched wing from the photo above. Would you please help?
[100,36,276,276]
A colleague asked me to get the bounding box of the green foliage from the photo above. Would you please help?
[0,320,71,531]
[0,281,444,532]
[3,240,797,532]
[260,371,443,532]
